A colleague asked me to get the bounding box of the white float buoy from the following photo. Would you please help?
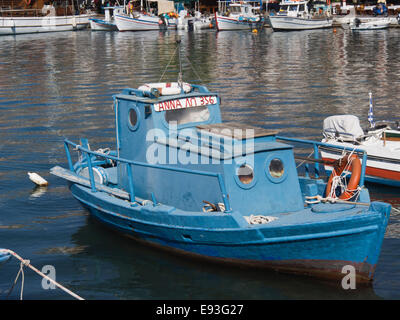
[28,172,48,186]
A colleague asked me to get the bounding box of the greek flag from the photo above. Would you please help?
[368,92,375,128]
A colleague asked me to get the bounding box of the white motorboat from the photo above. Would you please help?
[320,107,400,188]
[350,17,390,30]
[0,3,95,36]
[89,6,123,31]
[215,1,262,31]
[268,0,332,31]
[177,10,212,30]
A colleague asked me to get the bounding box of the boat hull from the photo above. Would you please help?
[269,16,333,31]
[90,18,118,31]
[115,13,175,31]
[71,183,390,283]
[320,143,400,187]
[0,15,93,35]
[215,14,252,31]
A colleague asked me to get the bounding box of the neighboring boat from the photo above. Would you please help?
[177,10,212,31]
[215,1,263,31]
[50,41,391,283]
[90,6,123,31]
[0,1,95,36]
[114,0,176,31]
[320,112,400,187]
[350,17,390,30]
[268,0,332,31]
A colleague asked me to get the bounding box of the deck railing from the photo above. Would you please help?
[63,138,232,212]
[276,136,368,187]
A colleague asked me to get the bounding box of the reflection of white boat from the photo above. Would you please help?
[90,6,123,31]
[350,17,390,30]
[269,0,332,31]
[0,4,94,36]
[215,1,262,31]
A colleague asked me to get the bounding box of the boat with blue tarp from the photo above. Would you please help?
[51,42,391,283]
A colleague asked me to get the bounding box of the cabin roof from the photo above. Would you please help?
[197,122,278,140]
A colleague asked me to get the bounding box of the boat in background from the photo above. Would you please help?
[350,17,390,30]
[51,39,391,284]
[114,0,176,31]
[90,6,123,31]
[320,94,400,187]
[268,0,332,31]
[215,1,263,31]
[0,0,95,36]
[177,10,212,31]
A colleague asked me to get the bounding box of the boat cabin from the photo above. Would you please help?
[112,82,304,215]
[278,1,309,16]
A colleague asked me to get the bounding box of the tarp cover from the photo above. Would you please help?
[323,115,364,140]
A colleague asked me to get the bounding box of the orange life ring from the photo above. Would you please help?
[325,154,361,201]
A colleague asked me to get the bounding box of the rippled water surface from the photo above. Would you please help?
[0,28,400,300]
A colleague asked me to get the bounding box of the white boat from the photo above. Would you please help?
[268,0,332,31]
[90,6,123,31]
[215,1,262,31]
[177,10,212,30]
[350,17,390,30]
[0,4,94,36]
[334,5,399,27]
[115,0,176,31]
[320,114,400,187]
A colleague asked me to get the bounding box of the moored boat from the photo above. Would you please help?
[0,0,95,36]
[51,41,391,283]
[320,102,400,187]
[114,0,176,31]
[350,17,390,30]
[268,0,332,31]
[89,6,123,31]
[215,0,263,31]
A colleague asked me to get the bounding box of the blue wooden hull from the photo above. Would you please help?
[71,183,390,282]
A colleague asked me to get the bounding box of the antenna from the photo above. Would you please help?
[368,92,375,128]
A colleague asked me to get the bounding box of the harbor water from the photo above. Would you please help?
[0,28,399,300]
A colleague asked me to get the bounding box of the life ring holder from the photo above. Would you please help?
[325,154,361,201]
[138,82,192,96]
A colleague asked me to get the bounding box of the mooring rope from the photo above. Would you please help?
[0,249,84,300]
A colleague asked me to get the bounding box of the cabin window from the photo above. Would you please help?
[269,159,284,179]
[165,106,210,126]
[237,164,254,185]
[280,5,288,11]
[299,4,305,11]
[289,5,297,12]
[128,107,140,131]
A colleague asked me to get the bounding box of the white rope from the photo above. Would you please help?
[0,249,84,300]
[305,194,368,206]
[244,215,277,224]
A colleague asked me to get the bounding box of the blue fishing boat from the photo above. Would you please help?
[51,43,391,283]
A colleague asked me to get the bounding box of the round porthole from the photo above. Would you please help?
[128,107,140,131]
[234,163,256,189]
[269,158,284,178]
[265,156,287,183]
